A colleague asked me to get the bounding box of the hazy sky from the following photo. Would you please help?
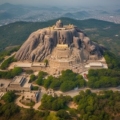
[0,0,120,7]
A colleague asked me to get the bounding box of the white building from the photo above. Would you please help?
[85,62,106,69]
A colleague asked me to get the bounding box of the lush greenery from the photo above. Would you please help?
[0,90,51,120]
[0,67,22,79]
[31,86,39,90]
[44,59,49,67]
[0,103,51,120]
[74,90,120,120]
[1,90,120,120]
[36,70,86,92]
[40,94,72,111]
[87,69,120,88]
[0,91,20,119]
[37,90,120,120]
[2,91,16,103]
[29,74,36,83]
[87,51,120,89]
[36,71,48,85]
[0,102,20,119]
[104,51,120,70]
[0,56,16,70]
[56,110,71,119]
[0,46,19,63]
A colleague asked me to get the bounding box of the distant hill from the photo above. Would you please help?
[0,3,16,10]
[99,11,109,14]
[0,3,31,20]
[0,3,63,21]
[62,13,75,18]
[116,9,120,12]
[0,12,14,20]
[115,9,120,14]
[62,11,90,19]
[0,17,120,57]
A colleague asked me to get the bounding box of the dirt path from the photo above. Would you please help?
[63,87,120,97]
[15,95,30,109]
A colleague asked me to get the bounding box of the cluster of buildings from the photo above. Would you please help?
[0,76,40,103]
[0,76,31,92]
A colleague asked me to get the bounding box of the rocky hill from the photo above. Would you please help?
[0,18,120,57]
[15,20,103,62]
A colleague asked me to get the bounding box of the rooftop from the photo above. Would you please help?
[12,76,25,85]
[23,79,31,88]
[89,62,103,67]
[0,80,11,88]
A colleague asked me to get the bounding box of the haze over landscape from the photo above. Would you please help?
[0,0,120,26]
[0,0,120,6]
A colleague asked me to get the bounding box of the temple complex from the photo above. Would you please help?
[11,20,108,75]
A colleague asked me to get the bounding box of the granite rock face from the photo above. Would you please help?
[15,20,104,62]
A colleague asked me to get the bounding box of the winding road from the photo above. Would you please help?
[15,87,120,109]
[62,87,120,97]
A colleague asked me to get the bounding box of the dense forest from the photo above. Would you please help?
[36,70,86,92]
[1,90,120,120]
[0,67,23,79]
[87,51,120,88]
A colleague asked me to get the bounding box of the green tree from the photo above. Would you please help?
[60,81,75,92]
[36,77,43,85]
[0,56,16,70]
[29,74,36,82]
[56,110,70,119]
[44,59,49,67]
[2,91,16,103]
[0,103,19,119]
[11,67,23,76]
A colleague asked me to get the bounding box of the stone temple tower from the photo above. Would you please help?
[56,20,63,28]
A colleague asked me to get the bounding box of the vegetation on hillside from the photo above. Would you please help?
[1,90,120,120]
[87,51,120,89]
[0,46,19,63]
[40,94,72,111]
[0,90,50,120]
[2,91,16,103]
[0,56,16,70]
[104,51,120,69]
[73,90,120,120]
[29,74,36,83]
[36,70,86,92]
[38,90,120,120]
[87,69,120,88]
[0,67,22,79]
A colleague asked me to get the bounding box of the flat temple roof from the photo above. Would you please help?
[12,76,25,85]
[89,62,103,67]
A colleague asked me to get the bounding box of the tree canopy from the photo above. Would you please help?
[2,91,16,103]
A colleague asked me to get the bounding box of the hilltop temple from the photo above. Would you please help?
[12,20,107,74]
